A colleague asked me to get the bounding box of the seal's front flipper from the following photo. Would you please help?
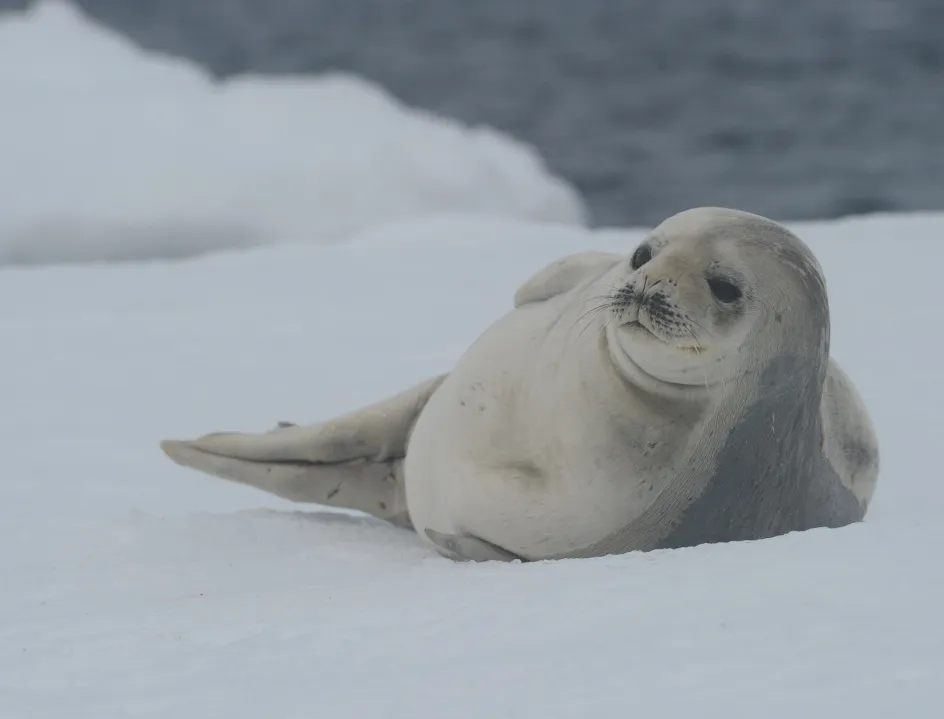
[424,529,526,563]
[160,374,447,527]
[514,251,623,308]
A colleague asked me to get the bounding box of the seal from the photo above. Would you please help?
[161,207,880,562]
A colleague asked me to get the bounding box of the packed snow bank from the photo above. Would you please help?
[0,1,586,267]
[1,210,942,718]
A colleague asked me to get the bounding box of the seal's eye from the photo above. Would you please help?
[707,277,742,303]
[630,244,651,270]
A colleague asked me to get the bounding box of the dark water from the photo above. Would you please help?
[5,0,944,227]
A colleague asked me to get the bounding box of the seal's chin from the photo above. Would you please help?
[614,321,664,351]
[607,321,715,390]
[618,318,693,351]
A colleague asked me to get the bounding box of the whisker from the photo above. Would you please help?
[686,327,712,394]
[571,303,614,346]
[569,302,613,334]
[687,316,716,339]
[555,301,616,367]
[577,284,626,304]
[685,326,703,351]
[557,281,630,365]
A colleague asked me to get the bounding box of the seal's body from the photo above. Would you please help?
[406,256,711,560]
[161,208,879,562]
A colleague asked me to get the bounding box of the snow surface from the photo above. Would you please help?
[2,208,943,718]
[0,1,585,267]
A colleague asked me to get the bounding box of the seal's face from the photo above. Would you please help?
[605,207,820,388]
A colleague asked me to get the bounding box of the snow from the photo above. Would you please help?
[2,209,943,718]
[2,2,942,717]
[0,1,585,267]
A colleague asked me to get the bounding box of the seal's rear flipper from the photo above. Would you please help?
[160,374,447,528]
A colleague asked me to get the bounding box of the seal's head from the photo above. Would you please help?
[606,207,830,390]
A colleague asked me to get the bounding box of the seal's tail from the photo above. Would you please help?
[159,373,448,529]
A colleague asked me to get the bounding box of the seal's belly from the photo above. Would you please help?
[404,300,666,558]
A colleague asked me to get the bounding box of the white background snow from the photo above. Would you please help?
[1,3,942,718]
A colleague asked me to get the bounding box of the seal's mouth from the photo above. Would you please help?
[609,289,706,354]
[618,317,706,355]
[620,317,665,344]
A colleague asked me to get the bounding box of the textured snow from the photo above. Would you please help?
[1,211,942,718]
[0,1,585,267]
